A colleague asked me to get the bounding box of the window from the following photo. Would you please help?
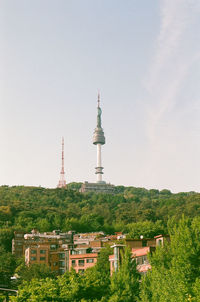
[59,268,65,274]
[53,262,58,266]
[142,240,147,247]
[40,257,46,261]
[40,250,46,254]
[71,260,76,267]
[71,249,87,255]
[59,261,65,267]
[86,259,94,263]
[59,253,65,259]
[71,250,79,255]
[143,255,148,264]
[136,255,148,265]
[78,260,85,266]
[31,250,37,254]
[136,257,142,265]
[158,239,162,246]
[31,256,36,261]
[79,250,86,254]
[50,244,57,250]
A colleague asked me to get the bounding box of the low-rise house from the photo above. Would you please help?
[132,246,155,274]
[109,235,168,276]
[68,252,98,273]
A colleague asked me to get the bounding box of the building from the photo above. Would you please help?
[13,229,74,275]
[125,237,156,249]
[80,181,115,194]
[132,246,155,274]
[154,234,170,246]
[81,93,115,194]
[109,235,167,275]
[12,230,24,257]
[109,244,154,276]
[68,247,98,273]
[13,229,168,276]
[12,229,108,275]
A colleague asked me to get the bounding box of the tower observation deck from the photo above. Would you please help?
[80,93,115,194]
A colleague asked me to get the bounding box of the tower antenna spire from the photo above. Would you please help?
[57,137,66,188]
[98,91,100,108]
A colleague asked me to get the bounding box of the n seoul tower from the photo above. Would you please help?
[93,93,106,183]
[80,93,115,193]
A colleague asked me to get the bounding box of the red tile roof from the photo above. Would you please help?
[132,247,150,257]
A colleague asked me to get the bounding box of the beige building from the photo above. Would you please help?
[13,229,73,275]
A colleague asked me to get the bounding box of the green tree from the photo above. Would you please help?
[109,247,140,302]
[0,228,14,252]
[14,247,112,302]
[36,218,51,232]
[126,220,166,239]
[11,278,59,302]
[15,263,55,284]
[140,216,200,302]
[82,245,112,301]
[0,247,16,287]
[58,269,85,301]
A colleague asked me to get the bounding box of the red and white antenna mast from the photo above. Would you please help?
[57,137,66,188]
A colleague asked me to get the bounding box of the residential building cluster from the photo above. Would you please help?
[109,235,169,275]
[12,229,169,275]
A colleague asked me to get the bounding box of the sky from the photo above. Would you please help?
[1,0,200,193]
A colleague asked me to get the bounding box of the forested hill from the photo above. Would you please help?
[0,184,200,250]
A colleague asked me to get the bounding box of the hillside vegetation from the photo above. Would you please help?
[0,184,200,252]
[1,185,200,300]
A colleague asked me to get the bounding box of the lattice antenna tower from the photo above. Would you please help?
[57,137,66,188]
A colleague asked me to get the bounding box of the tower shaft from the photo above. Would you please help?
[96,143,103,182]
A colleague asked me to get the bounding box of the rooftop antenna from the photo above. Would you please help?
[57,137,66,188]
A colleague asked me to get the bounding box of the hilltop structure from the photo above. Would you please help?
[80,94,115,194]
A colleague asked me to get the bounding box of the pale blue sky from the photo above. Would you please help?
[1,0,200,192]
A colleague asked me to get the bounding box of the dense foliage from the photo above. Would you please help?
[109,247,140,302]
[140,216,200,302]
[11,246,113,302]
[0,184,200,251]
[1,184,200,300]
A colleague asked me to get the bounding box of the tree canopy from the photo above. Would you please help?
[0,185,200,300]
[140,216,200,302]
[0,184,200,249]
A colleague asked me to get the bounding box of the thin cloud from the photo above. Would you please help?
[145,0,200,142]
